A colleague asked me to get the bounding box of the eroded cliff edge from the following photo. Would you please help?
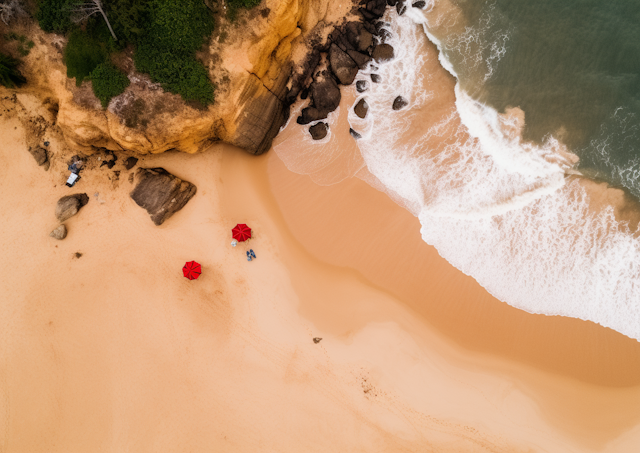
[5,0,369,156]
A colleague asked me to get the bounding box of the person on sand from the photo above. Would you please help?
[246,251,252,261]
[250,249,256,259]
[231,239,238,247]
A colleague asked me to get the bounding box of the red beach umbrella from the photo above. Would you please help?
[183,261,202,280]
[232,223,252,242]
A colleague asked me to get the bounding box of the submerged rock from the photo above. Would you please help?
[372,44,395,63]
[412,0,426,8]
[55,194,89,222]
[309,122,329,140]
[396,0,407,15]
[370,74,381,83]
[349,128,362,139]
[354,99,369,119]
[130,168,197,226]
[49,224,67,240]
[392,96,408,110]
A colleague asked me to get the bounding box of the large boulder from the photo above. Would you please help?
[392,96,408,110]
[347,50,371,69]
[329,44,359,85]
[130,168,197,226]
[354,99,369,119]
[55,194,89,222]
[310,74,341,113]
[372,44,395,63]
[309,122,329,140]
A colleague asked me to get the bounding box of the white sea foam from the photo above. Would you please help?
[275,2,640,340]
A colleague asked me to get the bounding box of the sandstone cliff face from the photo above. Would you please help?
[15,0,356,156]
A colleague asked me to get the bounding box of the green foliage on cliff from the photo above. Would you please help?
[227,0,261,21]
[133,0,215,105]
[63,28,108,86]
[0,52,26,88]
[90,62,130,107]
[103,0,151,44]
[35,0,76,33]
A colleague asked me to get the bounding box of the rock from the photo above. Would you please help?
[354,99,369,119]
[329,44,359,85]
[372,44,395,63]
[347,50,371,69]
[371,74,382,83]
[387,0,398,5]
[313,337,322,344]
[309,122,329,140]
[310,74,342,116]
[412,0,426,8]
[124,156,138,170]
[396,0,406,15]
[297,107,324,125]
[356,80,369,93]
[349,128,362,139]
[49,224,67,240]
[392,96,408,110]
[55,194,89,222]
[28,146,48,167]
[130,168,197,226]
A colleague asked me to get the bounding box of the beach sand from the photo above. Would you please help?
[3,98,640,452]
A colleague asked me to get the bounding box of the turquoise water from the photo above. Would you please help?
[439,0,640,197]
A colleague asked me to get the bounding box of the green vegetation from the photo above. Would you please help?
[227,0,261,21]
[134,0,214,105]
[32,0,262,108]
[90,62,130,107]
[0,52,26,88]
[63,28,108,86]
[4,33,35,56]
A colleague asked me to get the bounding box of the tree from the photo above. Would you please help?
[0,52,26,88]
[0,0,26,25]
[70,0,118,41]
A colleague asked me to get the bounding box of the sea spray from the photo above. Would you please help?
[275,3,640,340]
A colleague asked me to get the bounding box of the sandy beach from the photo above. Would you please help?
[3,94,640,453]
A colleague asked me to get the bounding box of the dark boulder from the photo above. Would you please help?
[55,194,89,222]
[329,44,359,85]
[371,74,382,83]
[354,99,369,119]
[392,96,409,110]
[124,156,139,170]
[309,122,329,140]
[310,74,342,114]
[412,0,426,8]
[28,146,48,168]
[396,0,406,15]
[297,107,324,125]
[387,0,398,5]
[372,44,395,62]
[349,128,362,139]
[347,50,371,69]
[356,80,369,92]
[130,168,197,226]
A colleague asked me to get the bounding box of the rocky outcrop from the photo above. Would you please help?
[130,168,197,226]
[55,194,89,222]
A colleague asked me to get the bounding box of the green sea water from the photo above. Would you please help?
[439,0,640,197]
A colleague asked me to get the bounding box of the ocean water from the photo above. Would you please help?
[275,1,640,340]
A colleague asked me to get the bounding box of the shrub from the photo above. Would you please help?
[133,0,215,105]
[0,52,26,87]
[63,28,107,86]
[227,0,261,20]
[90,62,129,107]
[35,0,76,33]
[103,0,151,44]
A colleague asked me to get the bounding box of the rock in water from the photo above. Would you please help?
[309,122,329,140]
[49,224,67,240]
[354,99,369,119]
[55,194,89,222]
[370,74,381,83]
[329,44,359,85]
[130,168,197,226]
[356,80,369,93]
[350,128,362,139]
[396,0,407,15]
[372,44,395,63]
[412,0,426,8]
[392,96,409,110]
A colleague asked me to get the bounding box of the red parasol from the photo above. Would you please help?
[183,261,202,280]
[232,223,252,242]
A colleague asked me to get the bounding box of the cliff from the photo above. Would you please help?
[5,0,358,156]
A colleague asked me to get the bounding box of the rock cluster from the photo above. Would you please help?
[130,168,197,226]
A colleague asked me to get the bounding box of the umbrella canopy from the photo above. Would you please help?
[232,223,252,242]
[183,261,202,280]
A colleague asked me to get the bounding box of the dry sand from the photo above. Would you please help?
[3,94,640,453]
